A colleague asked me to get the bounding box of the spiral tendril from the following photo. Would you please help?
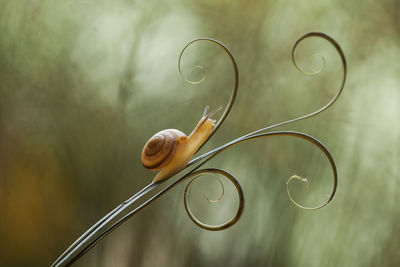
[306,54,325,75]
[188,131,337,211]
[198,175,224,203]
[184,169,243,231]
[52,32,346,267]
[286,175,310,208]
[179,64,206,85]
[178,38,239,143]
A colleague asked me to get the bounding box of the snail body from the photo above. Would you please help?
[141,106,221,183]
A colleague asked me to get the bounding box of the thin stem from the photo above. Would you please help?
[51,183,158,267]
[55,129,337,266]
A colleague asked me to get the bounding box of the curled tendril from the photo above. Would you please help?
[183,169,244,231]
[305,54,326,75]
[179,64,206,85]
[178,38,239,142]
[188,131,337,212]
[286,175,310,208]
[178,41,206,85]
[287,174,309,192]
[52,32,346,266]
[293,39,326,75]
[198,175,224,203]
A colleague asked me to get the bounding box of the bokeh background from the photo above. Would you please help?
[1,0,400,266]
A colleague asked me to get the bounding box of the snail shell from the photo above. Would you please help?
[141,129,186,170]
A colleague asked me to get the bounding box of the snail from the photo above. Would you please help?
[141,105,222,183]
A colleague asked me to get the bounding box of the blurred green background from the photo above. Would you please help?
[1,0,399,266]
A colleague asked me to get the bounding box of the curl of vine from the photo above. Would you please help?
[52,32,346,267]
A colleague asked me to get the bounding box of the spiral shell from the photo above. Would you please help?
[141,129,186,170]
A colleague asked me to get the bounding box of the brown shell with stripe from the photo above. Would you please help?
[141,129,186,170]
